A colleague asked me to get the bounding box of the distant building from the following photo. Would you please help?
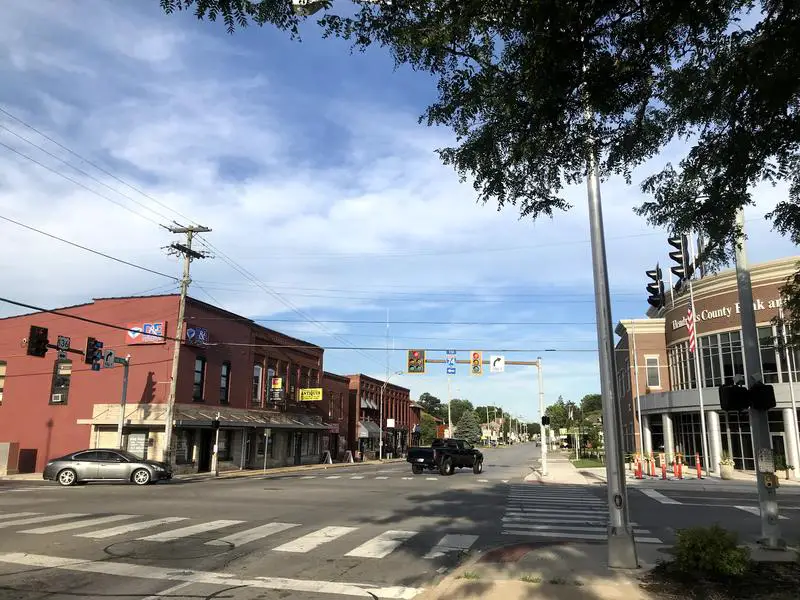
[615,256,800,475]
[0,294,348,475]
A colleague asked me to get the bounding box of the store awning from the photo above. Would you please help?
[174,405,331,431]
[358,420,381,438]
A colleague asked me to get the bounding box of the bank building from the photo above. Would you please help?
[615,255,800,478]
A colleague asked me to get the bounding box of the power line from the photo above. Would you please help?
[188,317,599,325]
[0,213,178,281]
[0,296,597,352]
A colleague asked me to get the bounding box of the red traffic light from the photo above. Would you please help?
[472,352,480,360]
[412,351,420,358]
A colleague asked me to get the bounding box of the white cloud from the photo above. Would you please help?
[0,0,797,421]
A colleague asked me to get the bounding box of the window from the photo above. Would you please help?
[758,326,780,383]
[193,357,206,401]
[252,363,264,406]
[218,430,233,460]
[0,360,6,404]
[50,360,72,404]
[645,356,660,388]
[220,362,231,404]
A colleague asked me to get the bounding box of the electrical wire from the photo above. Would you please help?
[186,316,598,325]
[0,213,178,281]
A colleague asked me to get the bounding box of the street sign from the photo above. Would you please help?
[446,349,456,375]
[56,335,71,351]
[490,355,505,373]
[103,349,116,369]
[57,350,67,360]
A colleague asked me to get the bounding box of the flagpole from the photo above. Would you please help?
[688,231,711,475]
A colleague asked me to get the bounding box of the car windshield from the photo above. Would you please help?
[112,450,141,462]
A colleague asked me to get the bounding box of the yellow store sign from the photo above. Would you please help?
[298,388,323,402]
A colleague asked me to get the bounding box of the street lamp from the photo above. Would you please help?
[380,370,403,460]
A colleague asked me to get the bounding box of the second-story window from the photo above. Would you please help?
[252,364,264,406]
[645,356,660,388]
[220,362,231,404]
[193,357,206,401]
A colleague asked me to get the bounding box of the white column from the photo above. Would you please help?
[643,415,653,455]
[707,410,723,476]
[662,413,675,466]
[783,408,800,480]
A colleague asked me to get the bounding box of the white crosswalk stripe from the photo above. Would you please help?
[0,511,482,559]
[502,484,662,544]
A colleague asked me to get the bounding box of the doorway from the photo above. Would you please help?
[294,433,302,465]
[198,429,213,472]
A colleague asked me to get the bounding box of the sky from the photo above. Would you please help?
[0,0,797,423]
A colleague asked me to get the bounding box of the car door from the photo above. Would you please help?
[96,451,132,480]
[460,441,475,466]
[70,451,103,480]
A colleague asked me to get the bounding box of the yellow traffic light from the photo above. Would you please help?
[471,351,483,376]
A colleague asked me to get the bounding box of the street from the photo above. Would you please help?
[1,444,799,599]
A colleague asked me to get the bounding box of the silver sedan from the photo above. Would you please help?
[43,448,173,486]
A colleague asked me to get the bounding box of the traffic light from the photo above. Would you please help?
[645,264,665,310]
[407,349,425,374]
[26,325,49,357]
[668,234,695,282]
[541,415,550,426]
[471,351,483,376]
[719,381,777,412]
[211,418,220,430]
[84,337,104,371]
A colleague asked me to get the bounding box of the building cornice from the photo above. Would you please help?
[615,318,665,337]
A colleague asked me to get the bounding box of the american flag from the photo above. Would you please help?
[687,307,696,353]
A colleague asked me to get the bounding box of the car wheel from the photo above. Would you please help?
[439,458,453,476]
[131,468,151,486]
[57,469,77,487]
[473,460,483,474]
[412,464,423,474]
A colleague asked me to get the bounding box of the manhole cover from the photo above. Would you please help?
[104,538,233,560]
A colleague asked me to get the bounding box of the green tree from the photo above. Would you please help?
[448,398,474,426]
[580,394,602,414]
[162,1,800,312]
[526,422,541,435]
[417,392,445,421]
[474,405,502,422]
[454,409,482,444]
[545,396,570,431]
[419,412,438,445]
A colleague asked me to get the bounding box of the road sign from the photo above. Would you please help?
[56,335,71,351]
[103,349,116,369]
[446,349,456,375]
[490,355,505,373]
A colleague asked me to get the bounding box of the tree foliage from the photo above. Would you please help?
[448,398,474,425]
[580,393,602,414]
[160,1,800,309]
[454,408,482,444]
[419,411,438,445]
[417,392,445,421]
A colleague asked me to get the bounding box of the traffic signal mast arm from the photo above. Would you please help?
[425,358,541,366]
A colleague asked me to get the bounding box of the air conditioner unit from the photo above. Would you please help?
[51,393,64,403]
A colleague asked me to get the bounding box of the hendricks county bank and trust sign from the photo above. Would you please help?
[671,296,784,331]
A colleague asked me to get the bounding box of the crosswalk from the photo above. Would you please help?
[283,473,509,483]
[501,484,663,544]
[0,510,481,560]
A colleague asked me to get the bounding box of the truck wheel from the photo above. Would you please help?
[412,464,423,474]
[473,459,483,474]
[439,458,454,476]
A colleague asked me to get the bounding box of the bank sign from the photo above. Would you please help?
[672,297,783,331]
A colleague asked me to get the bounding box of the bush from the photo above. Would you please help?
[673,525,751,577]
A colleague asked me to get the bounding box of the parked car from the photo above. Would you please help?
[43,448,172,486]
[406,438,484,475]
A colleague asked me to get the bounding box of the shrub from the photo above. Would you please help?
[673,525,750,577]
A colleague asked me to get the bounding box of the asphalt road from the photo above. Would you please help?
[1,444,798,600]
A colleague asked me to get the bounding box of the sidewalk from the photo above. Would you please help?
[524,452,589,485]
[0,457,406,482]
[417,540,666,600]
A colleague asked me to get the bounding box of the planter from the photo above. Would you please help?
[719,463,735,480]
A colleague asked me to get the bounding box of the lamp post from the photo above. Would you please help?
[380,371,402,460]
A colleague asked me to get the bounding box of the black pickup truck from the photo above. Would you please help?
[406,438,484,476]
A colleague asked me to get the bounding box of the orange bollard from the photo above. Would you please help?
[695,453,702,479]
[661,460,667,480]
[650,457,656,477]
[677,461,683,479]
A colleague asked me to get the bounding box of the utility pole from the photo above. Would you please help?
[733,209,785,549]
[538,357,547,475]
[446,377,453,437]
[162,224,211,466]
[116,355,132,450]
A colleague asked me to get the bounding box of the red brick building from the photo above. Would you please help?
[346,374,417,460]
[321,371,350,460]
[0,294,346,475]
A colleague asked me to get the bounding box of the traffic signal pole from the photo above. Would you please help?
[116,355,131,450]
[733,208,785,549]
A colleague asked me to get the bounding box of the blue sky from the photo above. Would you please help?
[1,0,796,422]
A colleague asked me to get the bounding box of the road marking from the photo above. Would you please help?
[300,476,316,479]
[206,522,299,547]
[425,477,438,481]
[735,505,789,519]
[142,581,196,600]
[504,522,652,534]
[344,530,418,558]
[76,517,189,539]
[477,479,489,483]
[273,526,357,553]
[19,514,137,534]
[402,477,413,480]
[375,476,389,480]
[0,513,88,529]
[325,476,341,480]
[640,489,681,504]
[0,512,41,521]
[423,534,479,559]
[502,529,663,543]
[137,520,244,542]
[0,552,424,599]
[502,480,509,483]
[350,476,364,480]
